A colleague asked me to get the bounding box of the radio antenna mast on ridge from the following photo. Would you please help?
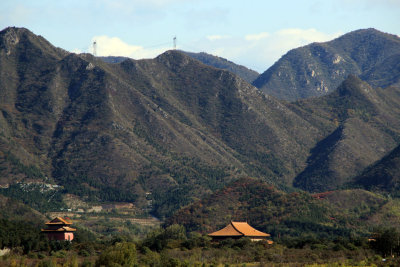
[93,41,97,56]
[173,36,177,50]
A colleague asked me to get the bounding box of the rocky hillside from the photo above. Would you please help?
[253,29,400,101]
[1,27,400,219]
[0,27,328,218]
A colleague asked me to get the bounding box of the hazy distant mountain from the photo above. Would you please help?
[253,29,400,101]
[182,51,259,83]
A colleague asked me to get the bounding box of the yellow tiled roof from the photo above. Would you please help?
[45,217,72,225]
[41,226,76,232]
[208,221,270,237]
[208,222,243,237]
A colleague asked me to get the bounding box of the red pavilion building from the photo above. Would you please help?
[41,217,76,241]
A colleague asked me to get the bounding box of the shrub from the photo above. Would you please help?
[95,242,136,267]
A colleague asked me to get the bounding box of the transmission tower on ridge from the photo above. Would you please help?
[93,41,97,56]
[173,36,177,50]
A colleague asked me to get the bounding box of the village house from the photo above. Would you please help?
[208,221,273,243]
[41,217,76,241]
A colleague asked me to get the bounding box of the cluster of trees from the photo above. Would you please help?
[168,177,351,239]
[0,184,66,212]
[0,218,99,256]
[3,151,45,180]
[370,227,400,258]
[0,219,48,254]
[54,174,138,203]
[2,221,400,266]
[149,158,230,219]
[95,242,136,267]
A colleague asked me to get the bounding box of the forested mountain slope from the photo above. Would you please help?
[0,27,326,218]
[2,27,400,219]
[291,76,400,192]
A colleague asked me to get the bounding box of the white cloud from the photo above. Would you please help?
[92,36,142,56]
[273,28,342,52]
[252,28,341,70]
[74,28,342,73]
[190,28,342,72]
[71,48,82,54]
[245,32,270,41]
[277,28,337,42]
[85,35,169,59]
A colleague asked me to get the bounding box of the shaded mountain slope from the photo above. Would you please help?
[87,51,327,216]
[0,194,45,222]
[292,76,400,192]
[361,53,400,88]
[352,144,400,196]
[0,27,69,183]
[253,28,400,101]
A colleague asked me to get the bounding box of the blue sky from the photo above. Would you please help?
[1,0,399,72]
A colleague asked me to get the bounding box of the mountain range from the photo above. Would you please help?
[0,27,324,217]
[100,51,259,84]
[253,28,400,101]
[1,26,400,223]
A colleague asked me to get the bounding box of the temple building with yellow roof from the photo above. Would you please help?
[208,221,273,243]
[41,217,76,241]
